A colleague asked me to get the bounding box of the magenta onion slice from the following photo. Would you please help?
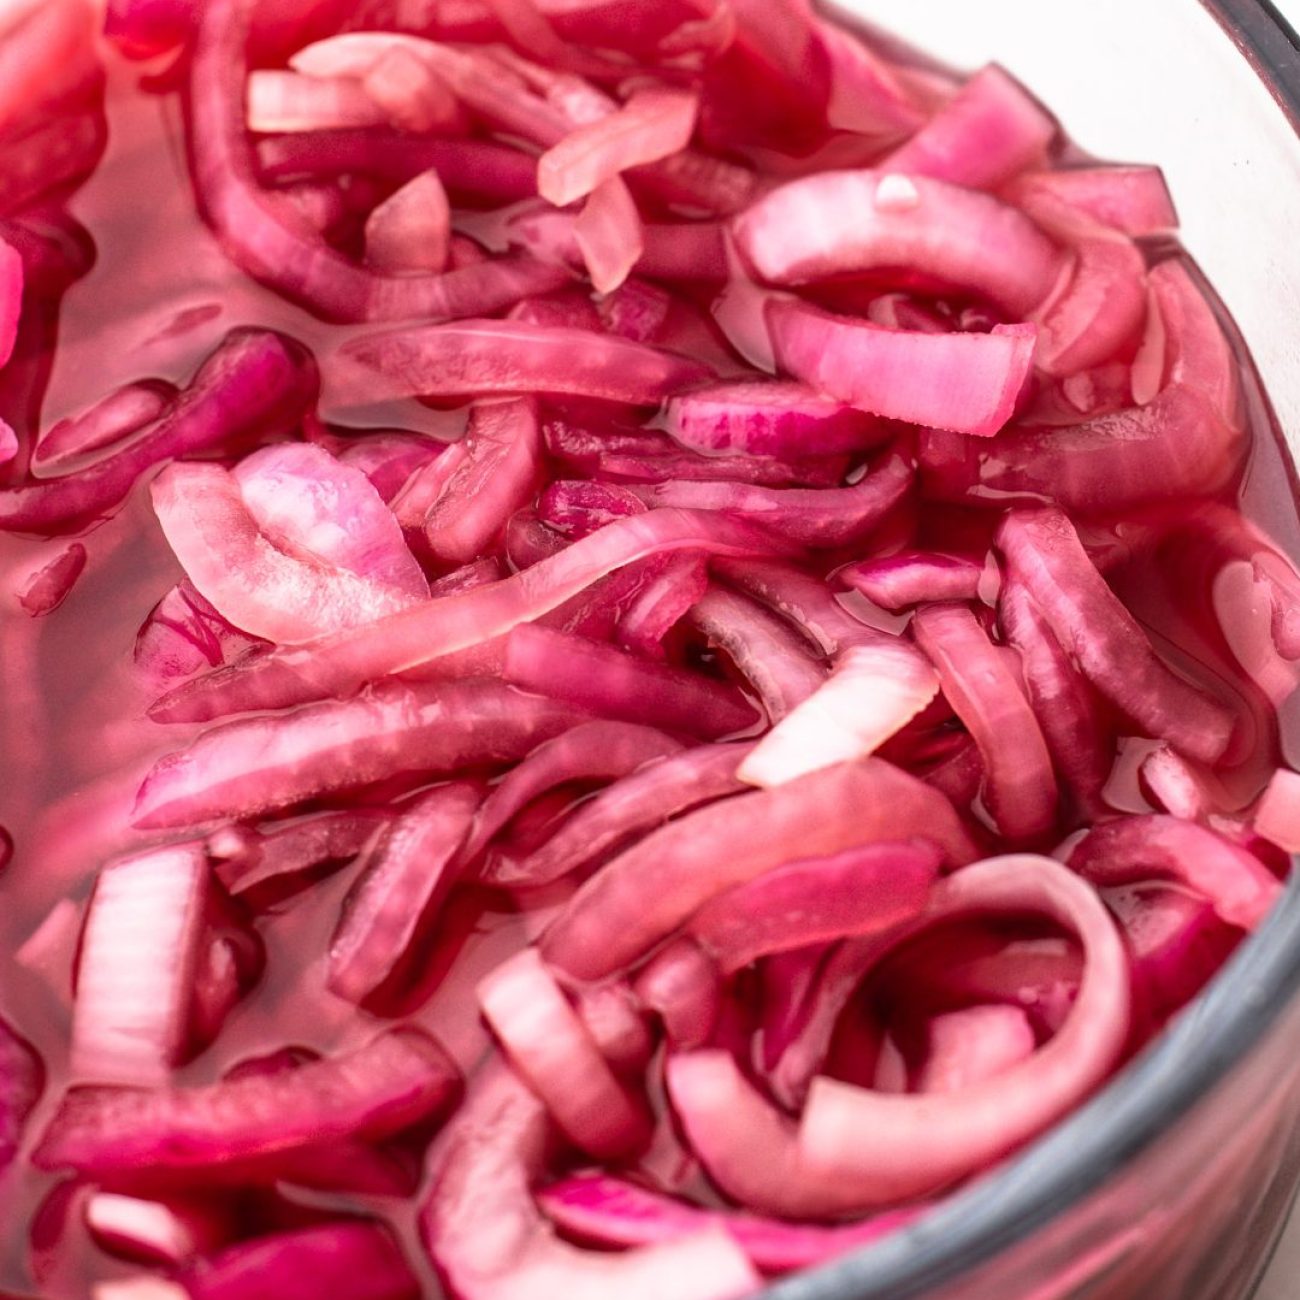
[503,623,757,739]
[17,541,87,616]
[34,1028,458,1177]
[576,983,653,1075]
[538,87,700,206]
[689,585,828,722]
[539,1174,923,1274]
[421,1068,758,1300]
[149,511,788,724]
[842,552,991,611]
[912,602,1057,840]
[1070,815,1281,930]
[738,640,939,788]
[795,854,1129,1209]
[664,381,883,458]
[418,398,543,565]
[483,741,752,889]
[881,65,1055,190]
[996,507,1235,763]
[177,1222,420,1300]
[86,1192,229,1268]
[997,579,1110,815]
[1005,165,1178,237]
[631,451,912,548]
[31,380,174,476]
[542,759,977,981]
[1254,768,1300,853]
[457,721,683,869]
[0,329,317,533]
[365,169,453,274]
[478,949,650,1159]
[328,781,482,1007]
[618,554,710,656]
[598,277,670,343]
[134,679,588,828]
[135,582,266,685]
[0,232,20,366]
[0,1017,41,1170]
[70,845,211,1086]
[575,175,643,295]
[632,939,722,1051]
[914,1005,1038,1095]
[734,169,1062,316]
[689,841,940,973]
[769,300,1036,437]
[1148,258,1239,423]
[340,318,713,406]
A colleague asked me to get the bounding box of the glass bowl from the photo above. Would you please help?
[758,4,1300,1298]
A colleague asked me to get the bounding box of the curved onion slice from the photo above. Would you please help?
[421,1068,758,1300]
[734,169,1061,315]
[364,169,452,274]
[575,175,644,295]
[133,679,587,829]
[842,552,992,611]
[478,949,650,1159]
[1254,768,1300,853]
[1148,258,1239,423]
[688,841,940,973]
[328,781,481,1007]
[150,510,787,723]
[912,602,1057,840]
[738,640,939,788]
[246,69,389,132]
[71,846,210,1087]
[1070,815,1281,930]
[152,457,426,645]
[542,759,977,981]
[768,300,1036,437]
[915,1005,1038,1095]
[632,939,722,1051]
[881,65,1055,190]
[996,507,1235,763]
[1005,165,1178,237]
[34,1028,459,1177]
[483,742,752,889]
[538,1174,922,1274]
[32,381,174,476]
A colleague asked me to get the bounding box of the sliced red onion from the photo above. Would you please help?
[618,554,710,657]
[31,381,175,477]
[996,507,1235,764]
[842,552,991,611]
[421,1068,759,1300]
[0,1017,41,1169]
[630,451,912,549]
[503,623,757,740]
[537,480,645,538]
[17,541,87,616]
[134,679,588,829]
[86,1193,229,1268]
[1254,767,1300,853]
[0,417,13,465]
[632,938,722,1051]
[365,169,452,274]
[689,585,828,722]
[912,602,1057,840]
[664,381,883,459]
[152,458,426,645]
[0,232,21,367]
[997,579,1110,816]
[328,781,481,1007]
[597,277,671,343]
[814,14,922,138]
[795,855,1129,1208]
[363,43,463,132]
[70,845,210,1086]
[1005,165,1178,236]
[419,398,542,564]
[690,841,940,973]
[1139,745,1221,822]
[458,721,683,869]
[538,88,700,206]
[0,329,317,532]
[34,1028,459,1177]
[1148,258,1239,423]
[542,759,977,981]
[768,300,1036,438]
[478,949,650,1159]
[340,319,713,406]
[1069,815,1281,930]
[178,1222,420,1300]
[135,582,267,685]
[483,742,752,889]
[738,641,940,788]
[575,984,654,1075]
[575,176,643,296]
[539,1173,922,1274]
[881,64,1055,189]
[734,169,1062,316]
[246,69,389,133]
[914,1005,1038,1095]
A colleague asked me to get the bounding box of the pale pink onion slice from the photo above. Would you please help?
[364,169,452,274]
[575,175,644,295]
[1254,767,1300,853]
[914,1005,1038,1095]
[1005,165,1178,236]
